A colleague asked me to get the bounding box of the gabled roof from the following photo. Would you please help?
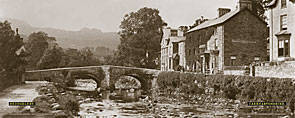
[187,8,266,33]
[187,9,240,33]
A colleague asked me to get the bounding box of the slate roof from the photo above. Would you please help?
[187,9,240,33]
[187,8,266,33]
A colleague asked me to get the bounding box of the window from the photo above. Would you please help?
[171,30,178,37]
[254,57,260,62]
[169,57,172,69]
[280,15,287,30]
[281,0,287,8]
[278,38,290,57]
[230,56,236,66]
[215,39,218,49]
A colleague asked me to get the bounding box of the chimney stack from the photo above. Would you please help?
[16,28,19,35]
[218,8,231,17]
[238,0,252,11]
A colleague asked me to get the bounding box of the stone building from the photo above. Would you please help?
[160,26,186,71]
[267,0,295,61]
[185,0,268,74]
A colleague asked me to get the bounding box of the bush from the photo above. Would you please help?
[156,70,295,111]
[0,71,19,91]
[66,79,76,87]
[65,100,79,116]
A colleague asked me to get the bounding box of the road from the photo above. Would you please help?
[0,81,46,117]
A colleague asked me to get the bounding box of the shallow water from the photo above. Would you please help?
[77,89,214,118]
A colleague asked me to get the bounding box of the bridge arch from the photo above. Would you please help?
[66,70,103,88]
[115,75,142,90]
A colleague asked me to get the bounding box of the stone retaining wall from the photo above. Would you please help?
[255,61,295,78]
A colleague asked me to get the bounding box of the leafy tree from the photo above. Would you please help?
[80,47,100,66]
[101,55,115,65]
[114,7,165,69]
[94,46,113,57]
[0,21,25,71]
[61,47,100,67]
[252,0,273,21]
[61,48,82,67]
[25,32,50,69]
[37,45,63,69]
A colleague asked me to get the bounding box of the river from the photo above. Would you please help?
[76,89,222,118]
[0,81,48,117]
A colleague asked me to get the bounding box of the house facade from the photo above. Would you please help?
[160,27,186,71]
[267,0,295,61]
[185,0,268,74]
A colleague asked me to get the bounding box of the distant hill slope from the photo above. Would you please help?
[1,18,120,50]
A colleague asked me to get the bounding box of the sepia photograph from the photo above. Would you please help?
[0,0,295,117]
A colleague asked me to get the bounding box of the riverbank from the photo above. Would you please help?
[0,81,47,117]
[5,80,290,118]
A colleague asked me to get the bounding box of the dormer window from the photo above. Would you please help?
[281,0,287,8]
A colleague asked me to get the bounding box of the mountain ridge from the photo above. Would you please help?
[1,18,120,50]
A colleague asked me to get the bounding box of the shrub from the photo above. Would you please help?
[65,100,79,116]
[66,79,76,87]
[156,70,295,110]
[0,71,19,91]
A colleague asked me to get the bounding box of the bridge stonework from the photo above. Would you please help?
[24,65,160,91]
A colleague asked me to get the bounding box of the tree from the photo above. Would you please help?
[114,7,165,69]
[61,47,100,67]
[61,48,82,67]
[0,21,24,71]
[37,46,63,69]
[25,32,50,69]
[251,0,273,21]
[80,47,100,66]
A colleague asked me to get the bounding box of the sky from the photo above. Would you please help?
[0,0,237,32]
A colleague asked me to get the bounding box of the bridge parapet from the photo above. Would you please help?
[24,65,160,91]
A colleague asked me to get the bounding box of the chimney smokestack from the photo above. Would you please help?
[16,28,19,35]
[238,0,252,11]
[218,8,231,17]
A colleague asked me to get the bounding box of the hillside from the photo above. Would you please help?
[1,18,120,50]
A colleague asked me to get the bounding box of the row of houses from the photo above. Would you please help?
[160,0,295,74]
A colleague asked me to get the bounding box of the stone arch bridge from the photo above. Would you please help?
[24,65,160,91]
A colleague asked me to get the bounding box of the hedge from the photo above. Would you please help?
[157,71,295,109]
[0,71,20,91]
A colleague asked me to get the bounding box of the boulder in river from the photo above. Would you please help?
[52,104,62,110]
[48,98,56,103]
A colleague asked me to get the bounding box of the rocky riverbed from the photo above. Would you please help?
[2,81,291,118]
